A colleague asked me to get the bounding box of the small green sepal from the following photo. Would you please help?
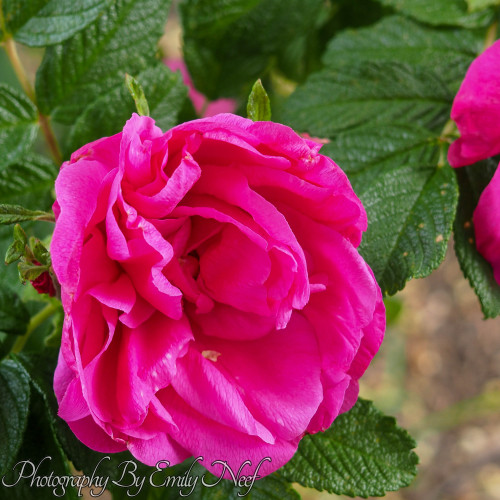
[125,73,150,117]
[247,79,271,122]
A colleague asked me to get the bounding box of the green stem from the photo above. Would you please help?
[12,302,59,354]
[484,19,498,51]
[1,34,63,165]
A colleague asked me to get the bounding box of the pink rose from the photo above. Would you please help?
[51,113,385,477]
[165,58,237,118]
[473,167,500,284]
[448,40,500,285]
[448,40,500,168]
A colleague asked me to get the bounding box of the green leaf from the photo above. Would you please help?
[5,239,24,264]
[281,62,452,138]
[0,84,38,170]
[374,0,495,27]
[180,0,326,99]
[0,359,30,476]
[247,79,271,121]
[32,240,51,266]
[279,399,418,497]
[0,154,57,208]
[467,0,500,11]
[1,0,113,47]
[0,286,29,335]
[0,383,78,500]
[322,15,483,91]
[454,159,500,318]
[0,204,54,225]
[322,124,458,294]
[66,63,186,153]
[35,0,173,123]
[125,73,150,116]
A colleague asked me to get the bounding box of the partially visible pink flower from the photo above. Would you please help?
[165,58,237,117]
[474,166,500,284]
[448,40,500,168]
[447,40,500,286]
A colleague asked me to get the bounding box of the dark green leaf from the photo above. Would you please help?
[32,240,50,266]
[66,63,186,152]
[125,73,150,116]
[0,384,78,500]
[0,84,38,170]
[0,204,53,225]
[279,399,418,498]
[322,124,458,294]
[1,0,113,47]
[180,0,326,99]
[281,62,452,138]
[374,0,495,27]
[0,154,57,215]
[247,79,271,121]
[0,359,30,476]
[0,286,29,335]
[454,159,500,318]
[322,15,483,91]
[5,239,24,264]
[0,332,16,360]
[35,0,172,123]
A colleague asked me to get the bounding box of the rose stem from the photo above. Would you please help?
[1,14,63,166]
[12,302,60,354]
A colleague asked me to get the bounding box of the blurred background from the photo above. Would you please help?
[2,1,500,499]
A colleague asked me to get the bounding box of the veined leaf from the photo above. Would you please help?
[0,204,54,224]
[281,62,452,138]
[374,0,495,28]
[35,0,172,123]
[0,359,30,476]
[0,84,38,171]
[0,154,57,205]
[66,63,186,153]
[323,15,483,91]
[279,399,418,498]
[454,158,500,318]
[1,0,113,47]
[322,124,458,294]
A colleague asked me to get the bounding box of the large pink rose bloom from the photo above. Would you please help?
[448,40,500,168]
[51,113,385,477]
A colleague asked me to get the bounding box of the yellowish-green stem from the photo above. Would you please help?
[12,302,59,354]
[2,36,63,165]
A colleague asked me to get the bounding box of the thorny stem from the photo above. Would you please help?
[1,5,63,166]
[12,302,59,354]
